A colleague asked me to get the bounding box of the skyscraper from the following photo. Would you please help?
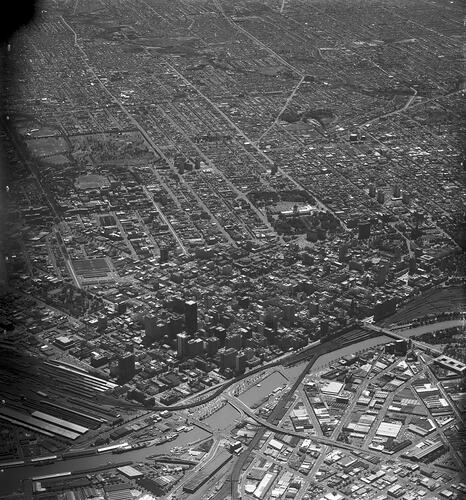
[118,353,135,383]
[159,246,169,264]
[144,314,161,342]
[219,347,237,370]
[177,333,189,358]
[185,300,198,334]
[235,352,247,375]
[188,338,203,357]
[205,336,219,356]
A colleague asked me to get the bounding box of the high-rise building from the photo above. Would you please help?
[393,185,401,198]
[264,308,279,331]
[188,338,203,357]
[177,333,189,358]
[185,300,198,334]
[118,353,135,383]
[168,315,184,339]
[97,315,107,332]
[368,185,376,198]
[213,325,227,344]
[219,347,237,370]
[282,303,295,326]
[395,339,408,356]
[144,314,158,338]
[172,296,185,314]
[235,352,247,375]
[402,191,410,205]
[159,246,169,264]
[205,336,219,356]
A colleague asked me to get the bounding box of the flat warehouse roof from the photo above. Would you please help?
[321,381,344,395]
[376,421,402,438]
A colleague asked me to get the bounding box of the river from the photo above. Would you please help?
[0,320,460,494]
[238,370,288,407]
[0,426,210,493]
[203,402,241,431]
[393,319,465,337]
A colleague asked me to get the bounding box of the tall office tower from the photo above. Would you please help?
[172,296,185,314]
[205,336,219,356]
[213,325,227,344]
[97,315,107,332]
[168,315,184,339]
[368,184,376,198]
[185,300,198,334]
[393,185,401,198]
[282,303,295,326]
[188,338,203,357]
[118,353,135,383]
[235,352,247,375]
[144,314,161,342]
[177,333,189,358]
[159,246,169,264]
[358,222,371,240]
[395,339,408,356]
[219,347,237,370]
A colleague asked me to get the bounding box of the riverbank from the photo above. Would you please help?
[0,317,463,495]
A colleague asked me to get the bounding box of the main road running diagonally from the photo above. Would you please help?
[256,75,306,145]
[142,186,188,255]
